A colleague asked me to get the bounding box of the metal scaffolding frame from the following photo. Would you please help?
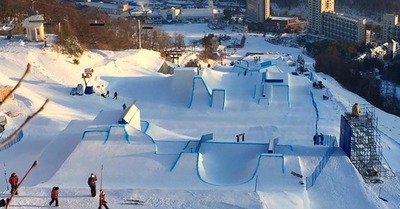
[345,104,388,181]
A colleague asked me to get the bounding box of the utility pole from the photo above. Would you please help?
[98,165,103,209]
[137,19,142,49]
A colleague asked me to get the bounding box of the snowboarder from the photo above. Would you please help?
[9,172,18,195]
[88,173,98,197]
[0,198,9,207]
[49,186,59,207]
[113,92,118,100]
[98,190,109,209]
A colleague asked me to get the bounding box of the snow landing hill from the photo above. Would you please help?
[0,23,400,209]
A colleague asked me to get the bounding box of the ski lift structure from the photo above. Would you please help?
[87,19,106,45]
[89,19,105,27]
[125,8,153,49]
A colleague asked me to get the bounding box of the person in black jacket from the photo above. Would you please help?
[88,173,98,197]
[0,198,10,207]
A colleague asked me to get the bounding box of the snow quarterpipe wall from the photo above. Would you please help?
[189,68,262,109]
[197,142,269,186]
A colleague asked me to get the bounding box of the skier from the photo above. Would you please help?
[105,90,110,97]
[88,173,98,197]
[9,172,19,195]
[0,198,9,207]
[113,92,118,100]
[98,190,109,209]
[49,186,59,207]
[122,104,127,110]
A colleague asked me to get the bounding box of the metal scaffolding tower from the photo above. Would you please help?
[345,105,389,181]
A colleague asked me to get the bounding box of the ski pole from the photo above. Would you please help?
[99,165,103,209]
[3,162,8,191]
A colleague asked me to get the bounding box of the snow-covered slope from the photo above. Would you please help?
[0,24,399,209]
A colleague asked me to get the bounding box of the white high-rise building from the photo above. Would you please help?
[308,0,335,34]
[382,13,400,42]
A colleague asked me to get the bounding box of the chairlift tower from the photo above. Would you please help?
[128,9,152,49]
[165,49,183,65]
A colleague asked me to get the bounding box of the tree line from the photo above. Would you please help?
[307,40,400,116]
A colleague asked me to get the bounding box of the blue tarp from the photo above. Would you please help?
[260,61,272,68]
[339,115,352,159]
[84,86,94,94]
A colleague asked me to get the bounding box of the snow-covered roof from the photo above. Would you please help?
[22,15,44,29]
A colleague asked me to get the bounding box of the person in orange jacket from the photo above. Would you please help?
[49,186,59,207]
[9,172,19,195]
[98,190,109,209]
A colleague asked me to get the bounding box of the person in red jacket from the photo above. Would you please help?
[98,190,109,209]
[49,186,59,207]
[9,172,19,195]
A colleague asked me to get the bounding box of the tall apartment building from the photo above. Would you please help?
[322,12,366,43]
[382,13,400,42]
[308,0,335,34]
[308,0,367,43]
[246,0,270,23]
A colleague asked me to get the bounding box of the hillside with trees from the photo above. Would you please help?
[307,40,400,116]
[0,0,183,60]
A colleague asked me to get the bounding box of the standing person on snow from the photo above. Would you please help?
[88,173,98,197]
[0,198,10,207]
[113,92,118,100]
[49,186,59,207]
[98,190,109,209]
[9,172,19,195]
[313,134,317,145]
[319,133,324,145]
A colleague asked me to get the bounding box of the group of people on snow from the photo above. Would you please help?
[101,90,118,100]
[2,172,109,208]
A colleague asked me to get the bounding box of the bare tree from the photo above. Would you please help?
[0,64,47,208]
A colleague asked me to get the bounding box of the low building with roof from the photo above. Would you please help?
[22,15,45,42]
[264,16,304,33]
[76,1,134,15]
[159,7,223,23]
